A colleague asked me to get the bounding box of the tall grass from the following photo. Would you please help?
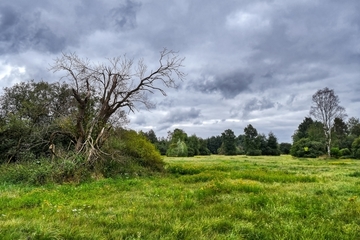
[1,155,360,239]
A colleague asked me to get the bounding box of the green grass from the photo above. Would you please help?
[1,155,360,239]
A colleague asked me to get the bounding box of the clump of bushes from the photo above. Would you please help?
[290,138,325,158]
[0,128,165,185]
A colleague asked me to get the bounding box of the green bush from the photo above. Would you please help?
[102,128,165,172]
[340,148,351,157]
[246,149,262,156]
[330,147,341,158]
[290,138,325,158]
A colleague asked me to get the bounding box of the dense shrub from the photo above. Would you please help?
[330,147,341,158]
[102,128,165,172]
[246,150,262,156]
[339,148,351,157]
[290,138,325,158]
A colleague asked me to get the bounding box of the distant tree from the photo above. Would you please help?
[279,143,292,154]
[307,121,325,142]
[207,135,222,154]
[198,138,211,155]
[221,129,237,155]
[352,136,360,159]
[142,129,158,144]
[168,128,188,143]
[166,128,188,157]
[257,133,267,155]
[265,132,280,156]
[310,87,346,157]
[187,134,200,157]
[292,117,314,143]
[166,139,188,157]
[50,49,185,163]
[332,117,348,149]
[244,124,260,155]
[155,137,168,155]
[347,117,360,137]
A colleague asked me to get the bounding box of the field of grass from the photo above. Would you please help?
[1,155,360,239]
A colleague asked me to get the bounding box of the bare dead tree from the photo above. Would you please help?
[50,49,185,163]
[310,87,347,157]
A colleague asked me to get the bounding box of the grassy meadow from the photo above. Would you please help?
[1,155,360,239]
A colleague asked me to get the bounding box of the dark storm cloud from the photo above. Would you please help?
[163,108,201,124]
[0,5,66,54]
[192,71,253,99]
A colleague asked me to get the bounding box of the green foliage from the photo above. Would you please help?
[244,124,260,155]
[330,147,341,158]
[292,117,314,142]
[279,142,292,154]
[221,129,237,155]
[290,138,325,158]
[0,80,74,163]
[102,128,164,172]
[186,134,200,157]
[246,149,262,156]
[166,140,188,157]
[207,135,222,154]
[352,136,360,159]
[340,148,351,157]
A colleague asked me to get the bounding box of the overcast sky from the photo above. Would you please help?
[1,0,360,143]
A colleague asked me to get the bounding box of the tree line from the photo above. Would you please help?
[141,125,285,157]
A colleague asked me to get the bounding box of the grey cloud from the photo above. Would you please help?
[0,5,66,54]
[192,71,253,99]
[244,97,275,112]
[163,107,201,124]
[110,0,141,30]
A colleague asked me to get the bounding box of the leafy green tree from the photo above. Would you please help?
[187,134,200,157]
[332,117,348,149]
[347,117,360,137]
[244,124,260,155]
[265,132,280,156]
[166,140,188,157]
[292,117,314,143]
[351,137,360,159]
[155,137,168,155]
[0,80,74,162]
[279,143,292,154]
[257,134,267,155]
[168,128,188,143]
[207,135,222,154]
[166,128,188,157]
[307,121,325,142]
[142,129,158,144]
[221,129,237,155]
[198,138,211,155]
